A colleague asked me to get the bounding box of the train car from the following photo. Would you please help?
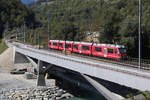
[80,42,93,55]
[58,40,65,50]
[64,41,73,51]
[72,42,81,53]
[91,43,104,57]
[49,40,59,50]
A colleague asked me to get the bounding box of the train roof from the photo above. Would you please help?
[59,40,65,42]
[73,41,81,44]
[49,40,125,48]
[80,42,93,45]
[49,40,59,42]
[65,41,74,43]
[93,43,125,48]
[49,40,74,43]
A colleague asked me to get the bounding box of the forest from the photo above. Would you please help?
[0,0,36,38]
[32,0,150,58]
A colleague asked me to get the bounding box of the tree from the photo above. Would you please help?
[0,0,36,38]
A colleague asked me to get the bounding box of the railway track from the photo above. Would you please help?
[43,48,150,70]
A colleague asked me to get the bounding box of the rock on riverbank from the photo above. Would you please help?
[0,67,73,100]
[0,86,73,100]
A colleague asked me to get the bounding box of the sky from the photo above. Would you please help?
[21,0,38,4]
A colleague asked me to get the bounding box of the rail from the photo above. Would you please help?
[43,48,150,70]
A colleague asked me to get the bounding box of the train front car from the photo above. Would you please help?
[118,46,127,59]
[105,44,127,59]
[91,44,127,59]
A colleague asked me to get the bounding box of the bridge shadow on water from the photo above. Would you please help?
[62,90,105,100]
[92,77,139,97]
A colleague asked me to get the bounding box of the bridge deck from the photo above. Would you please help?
[10,42,150,91]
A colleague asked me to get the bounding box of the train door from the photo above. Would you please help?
[104,48,107,57]
[107,48,114,58]
[114,49,119,58]
[79,45,82,53]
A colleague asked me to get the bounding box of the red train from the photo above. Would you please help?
[48,40,127,59]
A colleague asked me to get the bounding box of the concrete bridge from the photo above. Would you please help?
[6,41,150,100]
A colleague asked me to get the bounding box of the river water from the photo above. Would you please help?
[62,88,106,100]
[64,94,106,100]
[54,72,107,100]
[65,96,106,100]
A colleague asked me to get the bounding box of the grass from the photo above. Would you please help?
[141,91,150,100]
[0,40,8,54]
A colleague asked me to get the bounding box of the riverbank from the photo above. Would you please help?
[0,67,74,100]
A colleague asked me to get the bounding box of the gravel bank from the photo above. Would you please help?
[0,68,73,100]
[0,86,73,100]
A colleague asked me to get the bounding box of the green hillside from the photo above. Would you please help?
[0,40,8,54]
[0,0,36,39]
[32,0,150,58]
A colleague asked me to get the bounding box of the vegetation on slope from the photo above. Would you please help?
[31,0,150,58]
[1,0,150,58]
[0,40,8,54]
[0,0,36,39]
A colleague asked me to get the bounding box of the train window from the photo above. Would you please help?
[73,45,78,49]
[53,42,58,46]
[115,50,118,54]
[119,48,126,54]
[95,47,102,52]
[82,46,89,50]
[108,48,114,53]
[49,43,51,45]
[65,44,71,49]
[59,43,63,46]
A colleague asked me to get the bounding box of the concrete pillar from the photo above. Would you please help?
[12,47,16,67]
[37,60,46,86]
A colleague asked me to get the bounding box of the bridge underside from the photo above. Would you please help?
[15,49,150,100]
[36,60,123,100]
[12,52,123,100]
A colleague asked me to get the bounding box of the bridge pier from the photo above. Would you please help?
[37,60,53,86]
[37,60,46,86]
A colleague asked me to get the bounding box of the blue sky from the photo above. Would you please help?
[21,0,38,4]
